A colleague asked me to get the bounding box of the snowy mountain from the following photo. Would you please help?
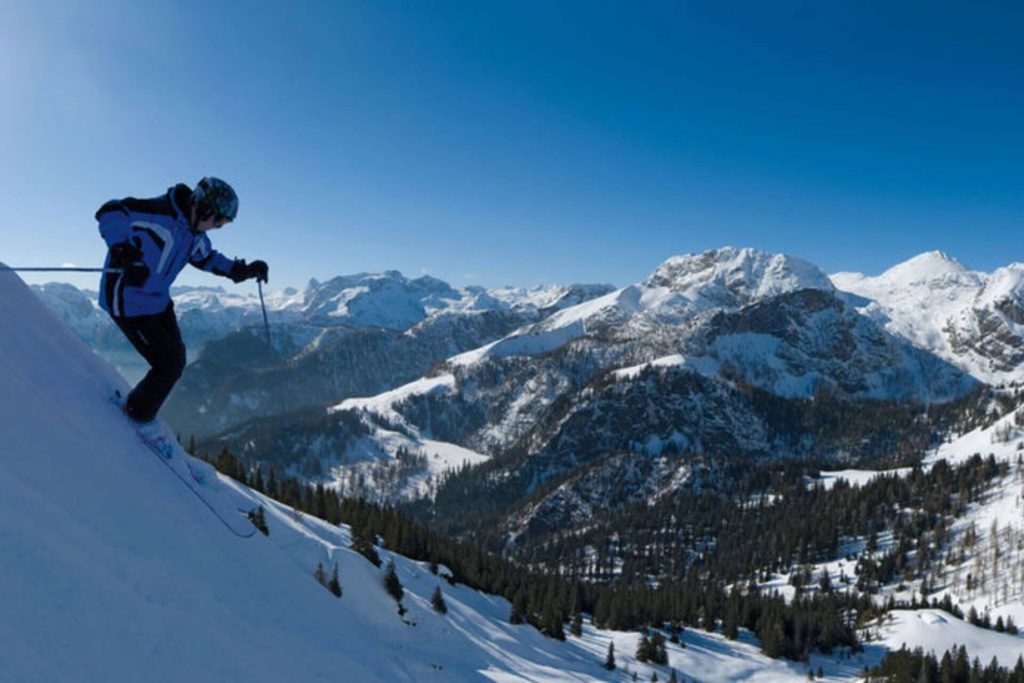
[6,264,1024,681]
[832,250,1024,384]
[444,247,969,401]
[284,248,971,508]
[449,247,838,360]
[646,247,836,309]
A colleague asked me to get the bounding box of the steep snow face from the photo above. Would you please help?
[586,247,834,328]
[831,251,982,352]
[645,247,835,310]
[833,252,1024,383]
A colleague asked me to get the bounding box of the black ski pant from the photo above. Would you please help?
[112,303,186,423]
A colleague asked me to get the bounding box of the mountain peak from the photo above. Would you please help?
[878,251,970,285]
[645,247,834,308]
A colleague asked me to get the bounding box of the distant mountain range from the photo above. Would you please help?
[66,249,988,520]
[36,249,1024,395]
[31,274,614,365]
[32,249,1024,515]
[30,273,615,433]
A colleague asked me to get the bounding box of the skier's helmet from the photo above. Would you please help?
[193,177,239,223]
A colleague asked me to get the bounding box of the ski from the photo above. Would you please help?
[110,391,256,538]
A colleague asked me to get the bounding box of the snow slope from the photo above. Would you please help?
[833,251,1024,384]
[880,610,1024,668]
[330,375,491,498]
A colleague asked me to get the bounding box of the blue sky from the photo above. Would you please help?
[2,0,1022,291]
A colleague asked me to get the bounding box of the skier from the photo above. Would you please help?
[97,177,268,423]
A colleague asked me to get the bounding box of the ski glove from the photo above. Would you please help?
[229,259,269,284]
[109,239,149,287]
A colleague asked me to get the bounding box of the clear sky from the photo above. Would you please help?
[2,0,1022,292]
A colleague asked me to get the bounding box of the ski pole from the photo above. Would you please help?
[257,279,271,346]
[0,266,123,273]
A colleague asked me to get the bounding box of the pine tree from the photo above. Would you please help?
[248,505,269,536]
[315,561,327,587]
[509,589,528,625]
[431,586,448,614]
[550,609,567,640]
[266,467,279,499]
[384,559,404,603]
[636,631,654,663]
[650,631,668,665]
[723,606,740,640]
[351,521,381,567]
[604,642,616,671]
[328,563,342,598]
[509,602,525,625]
[570,612,583,637]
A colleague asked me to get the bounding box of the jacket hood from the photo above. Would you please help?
[169,184,194,227]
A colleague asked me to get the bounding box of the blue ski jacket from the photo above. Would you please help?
[97,184,239,317]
